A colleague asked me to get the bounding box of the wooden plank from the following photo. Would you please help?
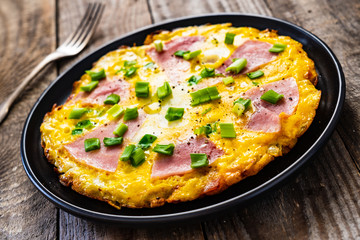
[0,0,57,239]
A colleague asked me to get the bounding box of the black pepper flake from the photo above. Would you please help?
[105,123,108,126]
[172,86,175,89]
[187,142,190,145]
[137,124,140,127]
[289,97,293,101]
[190,136,194,139]
[229,96,233,98]
[181,88,184,91]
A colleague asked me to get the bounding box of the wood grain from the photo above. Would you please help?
[0,0,57,239]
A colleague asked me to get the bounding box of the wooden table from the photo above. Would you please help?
[1,0,359,239]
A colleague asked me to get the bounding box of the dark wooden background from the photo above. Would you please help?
[0,0,359,239]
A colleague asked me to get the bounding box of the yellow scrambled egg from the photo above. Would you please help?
[41,24,321,208]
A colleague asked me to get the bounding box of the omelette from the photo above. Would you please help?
[40,24,321,209]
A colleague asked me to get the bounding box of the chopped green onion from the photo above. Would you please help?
[224,33,236,44]
[124,60,137,67]
[233,98,251,110]
[144,62,155,70]
[113,122,128,137]
[183,50,201,60]
[154,40,163,52]
[190,86,221,106]
[107,104,124,118]
[104,94,120,105]
[232,103,245,116]
[260,89,284,104]
[219,123,236,138]
[252,81,259,86]
[135,82,150,98]
[75,120,93,129]
[138,134,157,149]
[222,76,234,85]
[200,68,215,78]
[247,70,264,79]
[124,67,138,78]
[174,50,190,57]
[226,58,247,74]
[103,137,123,147]
[190,153,209,168]
[120,144,136,161]
[269,43,287,53]
[123,107,138,121]
[71,129,83,135]
[68,108,88,119]
[187,75,202,85]
[130,148,146,167]
[152,143,175,155]
[165,107,184,121]
[157,81,172,99]
[85,69,106,81]
[80,81,99,92]
[201,107,212,115]
[194,122,218,137]
[84,138,100,152]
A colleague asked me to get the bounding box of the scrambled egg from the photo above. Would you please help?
[41,24,321,208]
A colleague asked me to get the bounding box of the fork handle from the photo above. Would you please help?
[0,51,65,124]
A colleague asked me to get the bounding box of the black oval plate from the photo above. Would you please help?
[21,14,345,225]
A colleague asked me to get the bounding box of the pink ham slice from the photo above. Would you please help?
[146,36,205,84]
[217,40,278,75]
[243,78,299,132]
[151,136,224,179]
[64,113,145,172]
[71,77,130,104]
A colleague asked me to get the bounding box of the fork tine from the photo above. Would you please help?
[61,3,94,46]
[74,3,105,49]
[66,3,100,47]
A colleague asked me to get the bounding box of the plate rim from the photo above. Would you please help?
[20,13,345,224]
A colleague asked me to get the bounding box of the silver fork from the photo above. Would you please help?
[0,2,105,124]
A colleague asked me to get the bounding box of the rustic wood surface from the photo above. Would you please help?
[0,0,359,239]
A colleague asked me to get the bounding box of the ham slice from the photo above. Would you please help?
[151,136,223,179]
[146,36,205,84]
[64,113,145,172]
[72,77,130,104]
[217,40,278,75]
[243,78,299,132]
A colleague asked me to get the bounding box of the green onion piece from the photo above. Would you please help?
[154,40,163,52]
[123,107,138,121]
[124,67,138,78]
[85,69,106,81]
[80,81,99,92]
[84,138,100,152]
[135,81,150,98]
[144,62,155,70]
[103,137,123,147]
[200,68,215,78]
[130,148,146,167]
[233,98,251,110]
[107,104,124,118]
[157,81,172,99]
[260,89,284,104]
[138,134,157,149]
[75,120,93,129]
[226,58,247,74]
[165,107,184,121]
[174,50,190,57]
[190,153,209,168]
[219,123,236,138]
[207,86,221,100]
[269,43,287,53]
[71,129,83,135]
[252,81,259,86]
[190,86,221,106]
[183,50,201,60]
[201,107,211,115]
[232,103,246,116]
[124,60,137,67]
[120,144,136,161]
[104,94,120,105]
[187,75,202,85]
[68,108,88,119]
[222,76,234,85]
[247,70,264,79]
[152,143,175,155]
[224,32,236,44]
[194,124,212,137]
[113,123,128,137]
